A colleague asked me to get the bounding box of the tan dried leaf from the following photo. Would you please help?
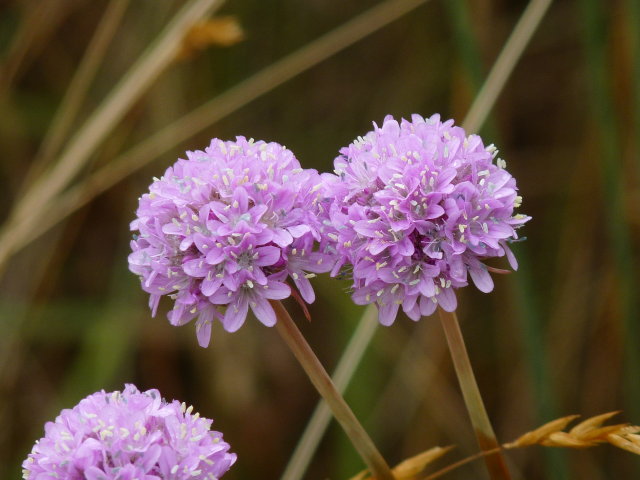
[541,431,593,448]
[505,415,579,448]
[348,446,452,480]
[569,411,621,437]
[505,411,640,457]
[607,434,640,455]
[392,446,454,479]
[178,17,244,60]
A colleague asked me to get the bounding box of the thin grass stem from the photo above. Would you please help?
[0,0,224,272]
[280,306,378,480]
[271,300,393,480]
[581,0,640,427]
[0,0,430,271]
[437,308,511,480]
[0,1,74,95]
[463,0,553,133]
[23,0,131,190]
[450,0,565,476]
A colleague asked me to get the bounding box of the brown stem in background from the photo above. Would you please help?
[271,300,394,480]
[437,308,511,480]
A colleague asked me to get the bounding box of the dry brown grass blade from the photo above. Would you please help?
[0,0,429,277]
[421,413,640,480]
[392,446,454,479]
[505,415,579,448]
[608,433,640,455]
[22,0,131,192]
[350,446,453,480]
[505,412,640,452]
[0,0,78,95]
[568,411,621,437]
[0,0,224,275]
[541,432,594,449]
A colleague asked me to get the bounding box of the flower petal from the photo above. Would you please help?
[378,302,399,326]
[250,296,276,327]
[223,296,248,332]
[294,276,315,304]
[469,264,494,293]
[436,287,457,312]
[262,280,291,300]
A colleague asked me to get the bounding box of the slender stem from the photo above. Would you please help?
[0,0,224,273]
[271,300,394,480]
[462,0,553,133]
[25,0,131,189]
[437,308,511,480]
[280,306,379,480]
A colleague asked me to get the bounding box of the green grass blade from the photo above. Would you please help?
[580,0,640,421]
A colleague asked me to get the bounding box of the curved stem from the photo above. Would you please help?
[280,306,379,480]
[437,308,511,480]
[271,300,394,480]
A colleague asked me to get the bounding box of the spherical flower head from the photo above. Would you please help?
[323,114,530,325]
[129,137,333,346]
[22,384,236,480]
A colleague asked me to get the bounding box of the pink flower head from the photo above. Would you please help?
[129,137,333,346]
[323,114,530,325]
[22,384,236,480]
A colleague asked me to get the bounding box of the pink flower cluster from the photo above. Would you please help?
[129,115,529,334]
[22,385,235,480]
[322,114,530,324]
[129,137,332,346]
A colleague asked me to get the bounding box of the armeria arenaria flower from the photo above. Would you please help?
[129,137,332,346]
[323,114,530,325]
[22,384,236,480]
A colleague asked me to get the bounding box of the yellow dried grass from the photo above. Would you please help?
[352,412,640,480]
[504,411,640,451]
[177,16,244,59]
[350,446,453,480]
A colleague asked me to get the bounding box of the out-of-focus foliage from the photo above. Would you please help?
[0,1,638,479]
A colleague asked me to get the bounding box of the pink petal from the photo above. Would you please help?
[140,444,162,472]
[196,309,215,347]
[272,228,293,247]
[378,302,399,326]
[233,186,249,211]
[469,265,494,293]
[436,287,457,312]
[250,296,276,327]
[419,295,437,316]
[403,303,421,321]
[196,320,212,348]
[294,276,315,304]
[85,466,108,480]
[201,276,223,296]
[287,224,311,238]
[262,280,291,300]
[223,297,248,332]
[255,246,281,266]
[395,236,415,256]
[503,243,519,270]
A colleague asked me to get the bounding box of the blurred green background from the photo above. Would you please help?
[1,0,639,479]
